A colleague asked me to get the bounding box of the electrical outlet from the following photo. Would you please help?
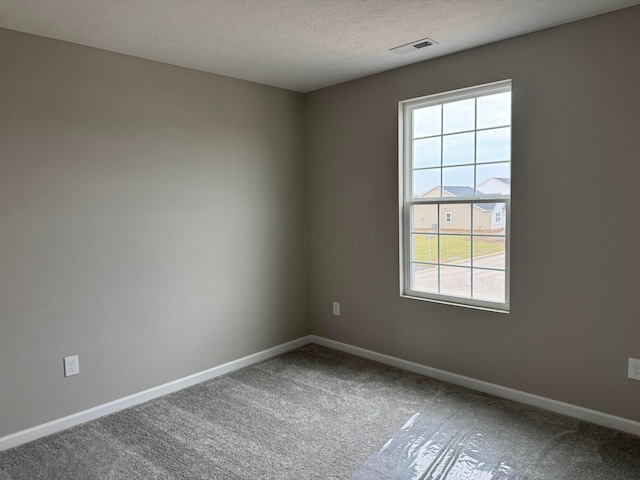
[629,358,640,381]
[64,355,80,377]
[332,301,340,316]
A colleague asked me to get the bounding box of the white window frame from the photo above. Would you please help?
[444,212,453,224]
[398,80,511,312]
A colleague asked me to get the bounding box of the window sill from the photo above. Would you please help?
[400,292,510,314]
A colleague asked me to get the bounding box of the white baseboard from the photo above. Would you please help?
[3,334,638,452]
[0,336,312,452]
[309,335,640,437]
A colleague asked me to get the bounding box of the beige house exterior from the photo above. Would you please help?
[413,183,506,234]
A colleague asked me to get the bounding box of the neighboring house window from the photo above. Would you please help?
[399,80,511,312]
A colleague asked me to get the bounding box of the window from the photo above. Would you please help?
[399,80,511,312]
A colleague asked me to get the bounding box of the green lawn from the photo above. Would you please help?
[413,234,504,264]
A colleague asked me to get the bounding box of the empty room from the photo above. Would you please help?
[1,1,639,478]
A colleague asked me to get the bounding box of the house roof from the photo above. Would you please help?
[423,185,504,212]
[478,203,497,212]
[494,178,511,184]
[442,186,475,197]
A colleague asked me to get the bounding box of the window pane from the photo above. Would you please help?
[412,204,438,233]
[473,202,506,235]
[477,127,510,163]
[477,92,510,129]
[440,203,471,234]
[412,264,438,294]
[412,234,438,263]
[414,137,441,169]
[476,164,510,195]
[440,266,471,298]
[443,166,474,192]
[440,235,471,266]
[473,236,506,268]
[473,269,505,303]
[443,99,475,134]
[413,105,441,138]
[443,132,474,166]
[413,169,440,198]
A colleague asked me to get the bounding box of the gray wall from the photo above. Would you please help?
[0,28,308,437]
[2,6,639,440]
[306,6,640,422]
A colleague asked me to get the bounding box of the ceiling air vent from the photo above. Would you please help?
[390,37,438,55]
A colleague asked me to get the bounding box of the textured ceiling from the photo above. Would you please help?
[0,0,638,92]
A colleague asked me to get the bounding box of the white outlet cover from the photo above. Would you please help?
[64,355,80,377]
[628,357,640,381]
[332,302,340,316]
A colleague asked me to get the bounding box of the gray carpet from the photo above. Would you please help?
[1,344,639,479]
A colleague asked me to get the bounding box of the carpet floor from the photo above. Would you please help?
[0,344,639,479]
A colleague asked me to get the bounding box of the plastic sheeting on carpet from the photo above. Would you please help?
[353,389,640,480]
